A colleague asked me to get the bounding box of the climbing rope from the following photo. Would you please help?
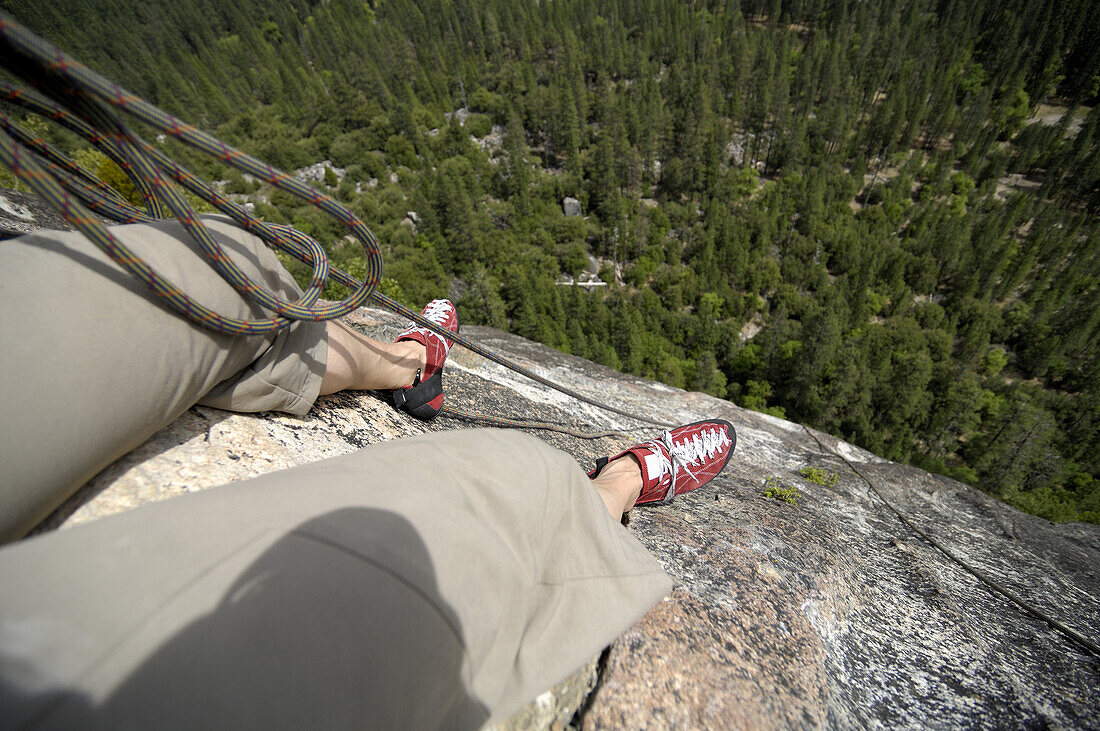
[0,13,673,431]
[800,425,1100,658]
[439,405,633,440]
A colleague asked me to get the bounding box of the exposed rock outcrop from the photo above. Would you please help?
[293,160,345,184]
[0,188,78,238]
[41,307,1100,728]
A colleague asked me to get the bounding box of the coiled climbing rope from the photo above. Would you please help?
[0,12,672,432]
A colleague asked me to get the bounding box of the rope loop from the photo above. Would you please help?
[0,12,379,333]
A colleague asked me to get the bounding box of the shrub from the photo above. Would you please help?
[763,477,801,505]
[799,466,839,487]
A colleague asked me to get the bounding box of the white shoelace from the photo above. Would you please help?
[645,427,732,502]
[402,299,455,353]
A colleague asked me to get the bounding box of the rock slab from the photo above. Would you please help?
[46,307,1100,728]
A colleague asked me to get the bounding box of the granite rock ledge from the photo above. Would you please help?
[41,306,1100,728]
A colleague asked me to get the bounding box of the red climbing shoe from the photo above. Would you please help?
[390,298,458,420]
[589,419,736,505]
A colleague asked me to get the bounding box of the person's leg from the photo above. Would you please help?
[0,216,327,541]
[0,429,671,728]
[319,320,424,394]
[0,212,465,539]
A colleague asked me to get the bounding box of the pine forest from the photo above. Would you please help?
[4,0,1099,522]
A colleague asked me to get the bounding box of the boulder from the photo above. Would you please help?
[444,107,470,125]
[293,160,345,183]
[562,197,582,217]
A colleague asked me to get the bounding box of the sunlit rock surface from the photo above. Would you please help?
[0,189,76,238]
[44,306,1100,728]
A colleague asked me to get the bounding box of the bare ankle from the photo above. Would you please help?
[320,322,431,394]
[591,454,644,519]
[395,340,427,385]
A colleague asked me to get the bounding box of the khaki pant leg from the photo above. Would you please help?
[0,216,327,541]
[0,430,671,729]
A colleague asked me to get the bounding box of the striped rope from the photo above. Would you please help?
[0,106,130,207]
[0,78,151,207]
[0,12,673,428]
[0,13,374,331]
